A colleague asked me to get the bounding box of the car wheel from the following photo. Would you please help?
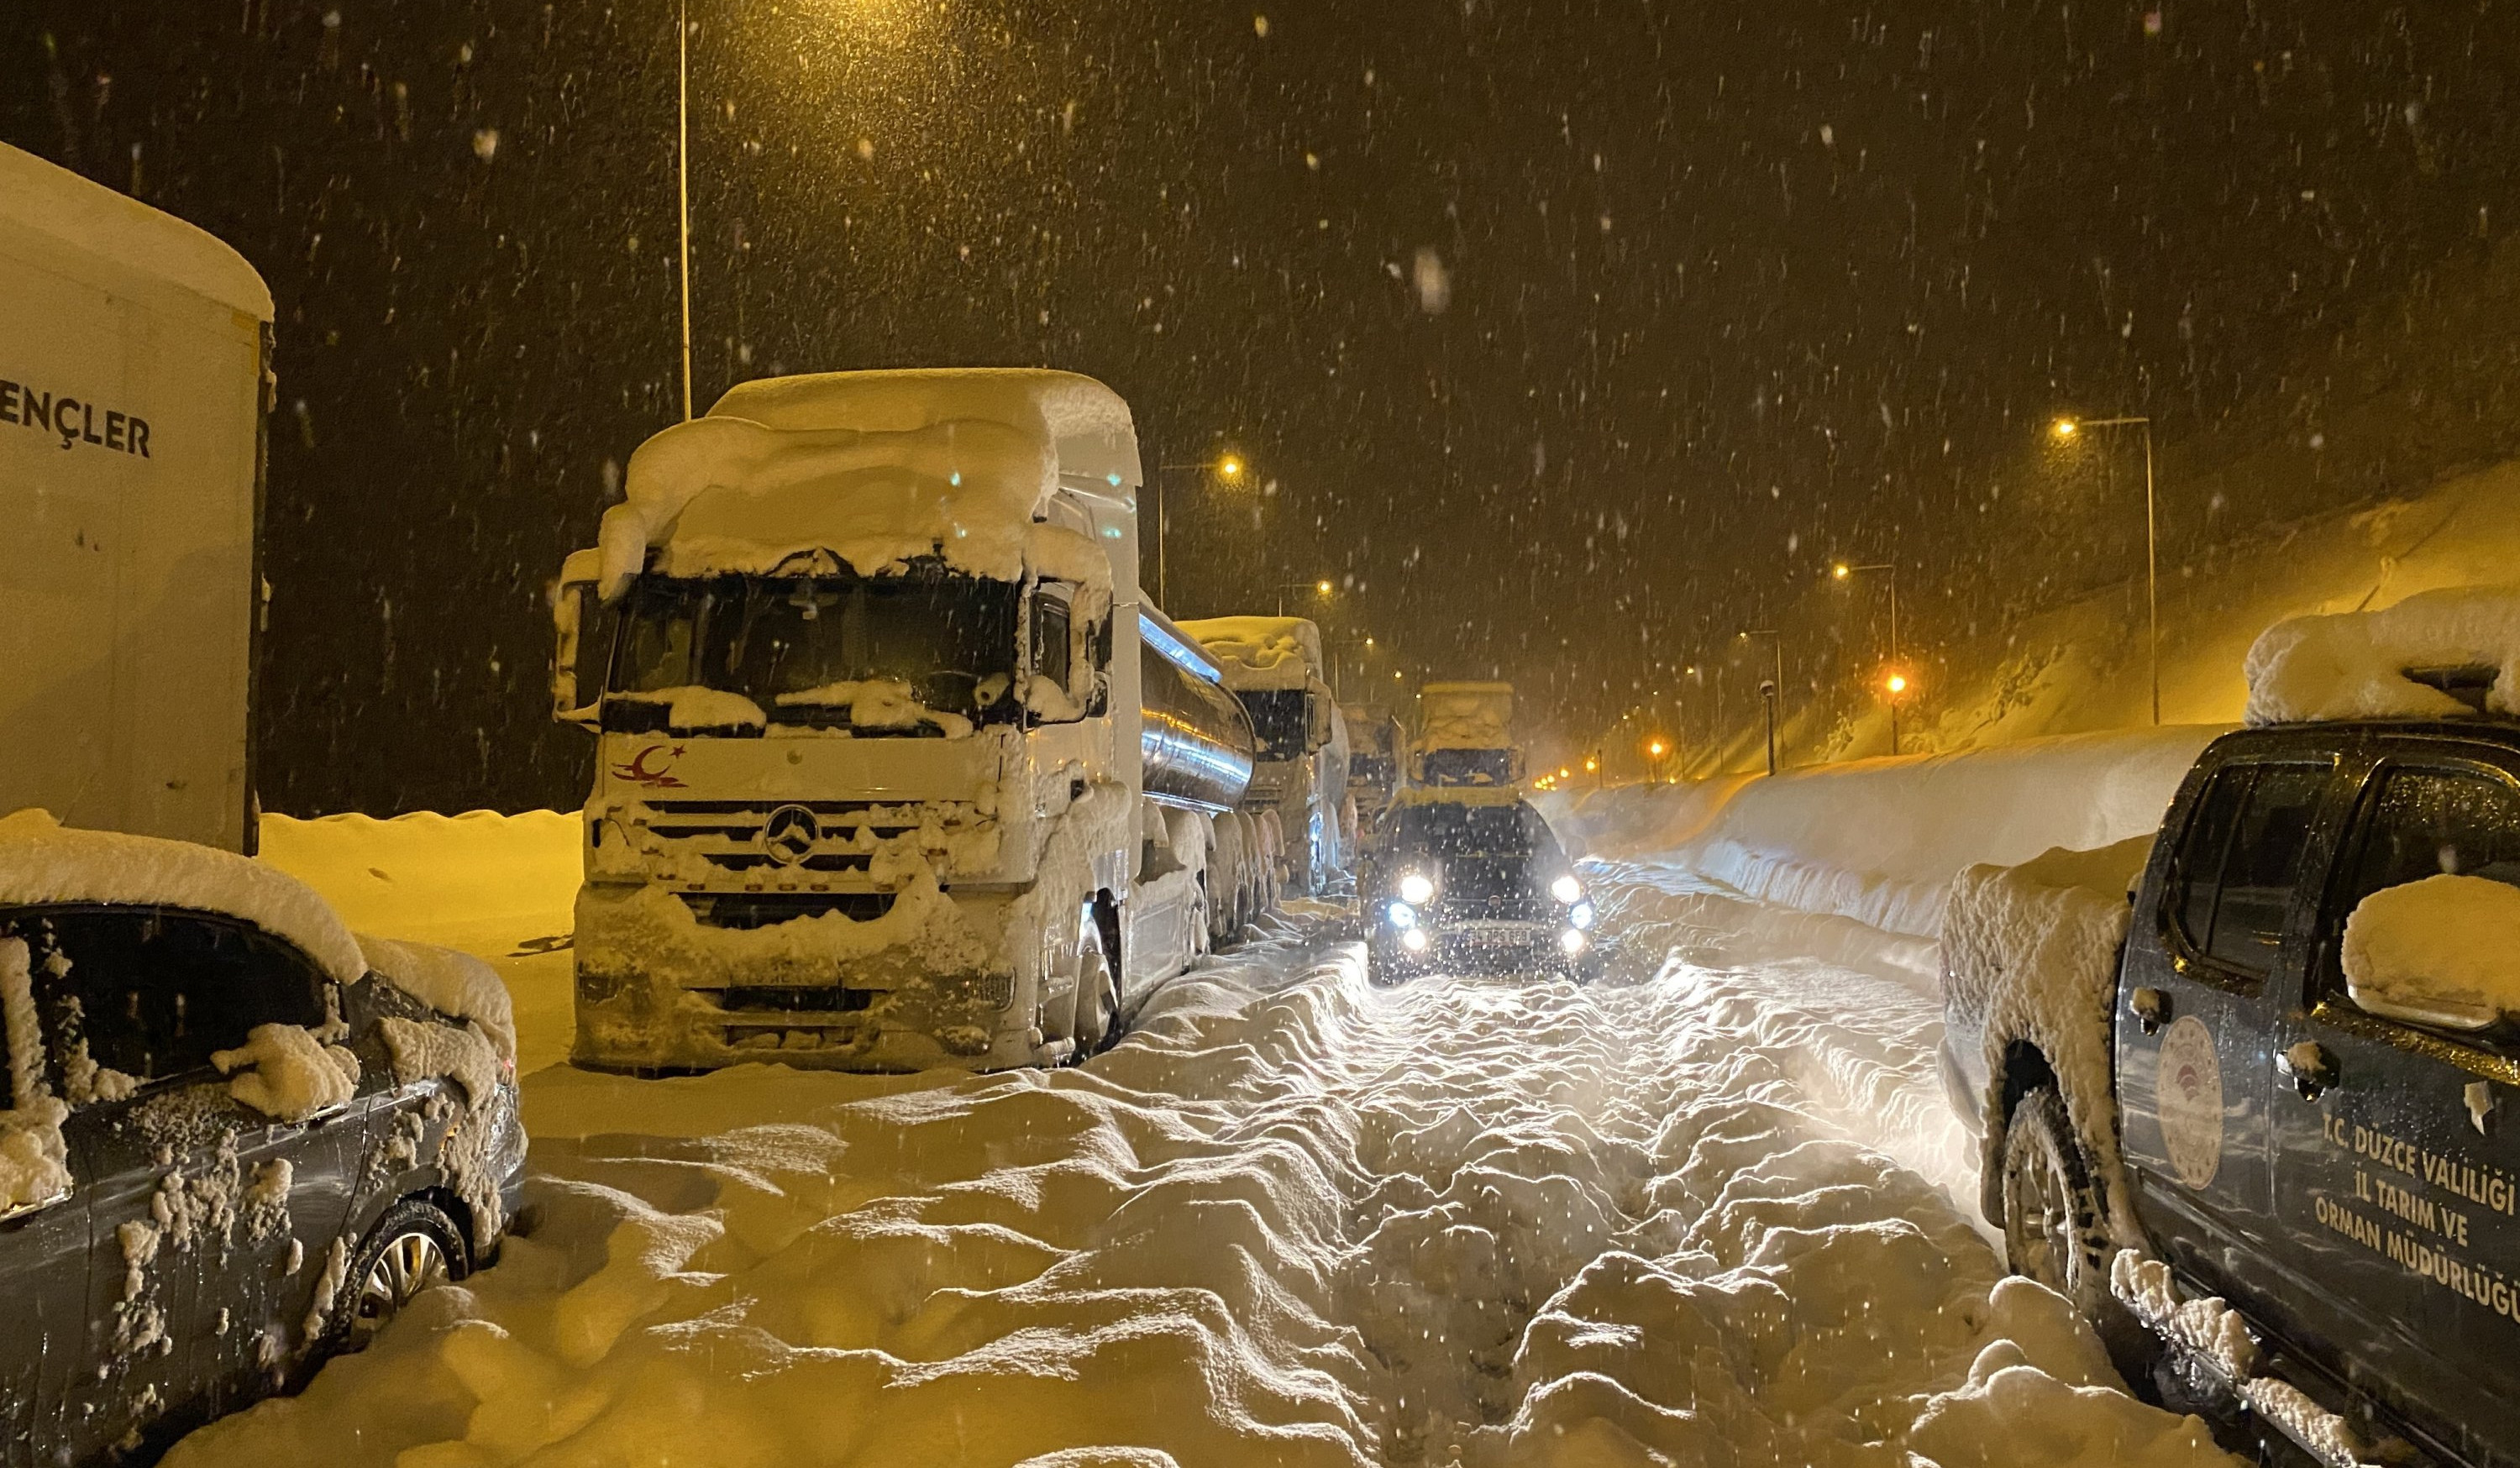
[340,1198,466,1350]
[2000,1087,2110,1318]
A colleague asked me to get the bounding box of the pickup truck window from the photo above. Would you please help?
[2321,765,2520,1035]
[2167,762,2329,984]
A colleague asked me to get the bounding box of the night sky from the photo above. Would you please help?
[8,2,2520,813]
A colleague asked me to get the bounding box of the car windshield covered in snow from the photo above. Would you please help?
[1389,800,1568,904]
[607,570,1023,731]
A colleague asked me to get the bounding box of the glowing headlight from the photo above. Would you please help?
[1399,872,1436,905]
[1385,900,1417,930]
[1400,927,1431,954]
[1559,928,1588,956]
[1551,875,1583,904]
[1570,901,1595,931]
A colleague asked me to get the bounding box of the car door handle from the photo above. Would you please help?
[2276,1041,2339,1101]
[2129,987,2171,1035]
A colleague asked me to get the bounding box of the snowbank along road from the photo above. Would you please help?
[169,889,2234,1467]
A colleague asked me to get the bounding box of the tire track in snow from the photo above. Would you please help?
[164,924,2233,1468]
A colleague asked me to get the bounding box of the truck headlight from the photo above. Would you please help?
[1551,875,1583,904]
[1385,900,1416,930]
[1399,872,1436,905]
[1400,927,1431,954]
[1570,901,1595,931]
[1559,928,1588,956]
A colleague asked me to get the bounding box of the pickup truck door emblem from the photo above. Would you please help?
[2159,1014,2224,1189]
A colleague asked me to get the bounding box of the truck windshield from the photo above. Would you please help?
[609,573,1021,731]
[1239,689,1311,757]
[1420,747,1516,786]
[1390,802,1566,903]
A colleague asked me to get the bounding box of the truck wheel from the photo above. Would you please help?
[337,1198,467,1350]
[2001,1087,2110,1317]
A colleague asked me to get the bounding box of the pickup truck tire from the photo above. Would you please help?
[2000,1087,2110,1319]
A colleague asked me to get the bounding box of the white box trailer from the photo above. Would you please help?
[0,144,276,852]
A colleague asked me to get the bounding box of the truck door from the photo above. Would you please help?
[2267,748,2520,1461]
[2118,754,2337,1309]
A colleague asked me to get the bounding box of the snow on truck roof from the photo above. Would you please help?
[0,810,365,983]
[1177,616,1325,692]
[0,142,273,321]
[597,370,1141,600]
[2244,584,2520,726]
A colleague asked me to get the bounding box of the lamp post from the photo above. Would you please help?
[1739,629,1784,776]
[2053,415,2160,726]
[1830,560,1901,753]
[677,0,695,419]
[1149,454,1244,608]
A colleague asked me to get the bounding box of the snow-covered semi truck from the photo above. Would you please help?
[549,370,1268,1072]
[1179,616,1357,897]
[0,143,276,853]
[1411,681,1522,789]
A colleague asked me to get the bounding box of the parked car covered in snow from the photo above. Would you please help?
[1944,587,2520,1468]
[1362,791,1598,984]
[0,810,524,1466]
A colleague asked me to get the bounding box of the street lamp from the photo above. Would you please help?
[1275,579,1334,616]
[1738,629,1785,776]
[1148,454,1247,608]
[2053,414,2161,726]
[1830,559,1901,753]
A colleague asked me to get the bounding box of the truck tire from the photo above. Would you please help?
[2000,1087,2111,1319]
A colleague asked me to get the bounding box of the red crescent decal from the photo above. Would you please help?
[2176,1062,2201,1098]
[612,743,689,788]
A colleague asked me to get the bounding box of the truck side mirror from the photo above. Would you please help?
[1086,616,1111,716]
[1308,691,1334,750]
[550,548,606,730]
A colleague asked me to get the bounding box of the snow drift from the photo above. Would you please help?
[166,929,2233,1468]
[1547,726,2216,946]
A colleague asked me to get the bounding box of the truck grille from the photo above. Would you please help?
[638,798,983,878]
[679,892,897,928]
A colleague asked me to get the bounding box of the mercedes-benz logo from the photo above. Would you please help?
[761,805,819,866]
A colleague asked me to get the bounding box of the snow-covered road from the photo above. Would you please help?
[170,862,2231,1467]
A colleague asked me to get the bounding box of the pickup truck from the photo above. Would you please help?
[1945,714,2520,1468]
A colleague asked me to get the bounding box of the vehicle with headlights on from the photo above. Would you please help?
[1362,793,1599,983]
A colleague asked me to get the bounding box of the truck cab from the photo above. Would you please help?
[1963,715,2520,1466]
[1410,682,1523,790]
[549,370,1259,1075]
[1179,617,1355,898]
